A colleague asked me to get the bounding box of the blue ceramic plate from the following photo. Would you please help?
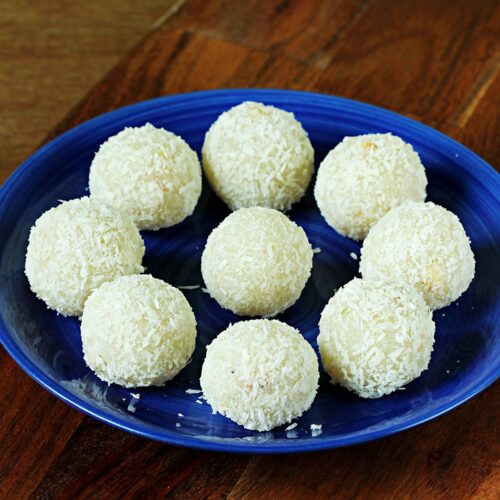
[0,90,498,453]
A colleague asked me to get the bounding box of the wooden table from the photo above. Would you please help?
[1,1,499,497]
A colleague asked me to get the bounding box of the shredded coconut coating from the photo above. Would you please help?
[89,123,202,230]
[201,207,313,317]
[360,201,475,309]
[81,275,197,387]
[25,197,145,317]
[318,278,435,398]
[314,133,427,240]
[201,319,319,431]
[202,101,314,211]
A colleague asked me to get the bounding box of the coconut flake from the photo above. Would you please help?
[315,134,427,240]
[201,207,313,317]
[202,101,314,212]
[318,278,435,398]
[360,201,475,310]
[200,319,319,431]
[89,123,202,231]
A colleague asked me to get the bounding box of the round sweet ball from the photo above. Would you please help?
[201,207,313,317]
[81,275,197,387]
[202,101,314,211]
[201,319,319,431]
[360,201,475,309]
[25,197,145,317]
[318,278,435,398]
[314,133,427,240]
[89,123,202,230]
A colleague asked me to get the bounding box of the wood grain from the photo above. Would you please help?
[0,0,178,179]
[228,389,500,499]
[0,0,499,498]
[163,0,370,65]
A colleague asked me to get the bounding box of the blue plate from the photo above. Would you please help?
[0,90,498,453]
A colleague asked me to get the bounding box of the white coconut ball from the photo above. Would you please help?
[81,274,197,387]
[318,278,435,398]
[360,201,475,309]
[314,133,427,240]
[201,319,319,431]
[201,207,313,317]
[202,101,314,211]
[89,123,202,230]
[25,197,145,317]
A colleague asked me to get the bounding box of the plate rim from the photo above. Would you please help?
[0,88,499,454]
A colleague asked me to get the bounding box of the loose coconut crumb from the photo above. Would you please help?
[285,423,298,431]
[177,285,201,290]
[127,399,138,413]
[312,247,322,254]
[350,252,358,260]
[131,393,140,399]
[310,424,323,435]
[186,388,202,394]
[178,412,184,418]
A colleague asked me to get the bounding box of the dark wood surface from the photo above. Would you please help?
[0,0,174,177]
[1,1,499,498]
